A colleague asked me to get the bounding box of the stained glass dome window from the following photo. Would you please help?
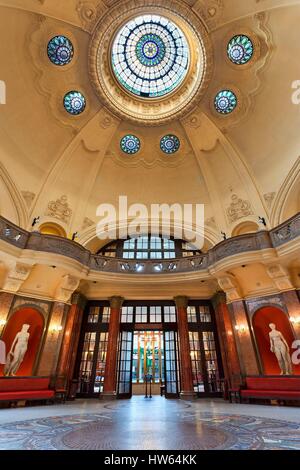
[214,90,237,114]
[160,135,180,154]
[64,91,86,115]
[121,135,141,154]
[47,36,74,66]
[227,35,253,65]
[111,15,190,99]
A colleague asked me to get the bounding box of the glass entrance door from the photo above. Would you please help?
[132,331,164,385]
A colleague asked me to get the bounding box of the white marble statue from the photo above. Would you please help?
[269,323,293,375]
[4,324,30,376]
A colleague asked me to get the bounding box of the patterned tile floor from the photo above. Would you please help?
[0,397,300,450]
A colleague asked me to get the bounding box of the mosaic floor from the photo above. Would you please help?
[0,397,300,450]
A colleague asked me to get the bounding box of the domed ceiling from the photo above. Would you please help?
[0,0,300,252]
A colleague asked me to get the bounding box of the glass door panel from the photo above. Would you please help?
[117,331,133,398]
[164,331,180,398]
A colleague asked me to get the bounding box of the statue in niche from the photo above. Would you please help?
[4,324,30,376]
[269,323,293,375]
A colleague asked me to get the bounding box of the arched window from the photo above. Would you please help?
[97,236,202,260]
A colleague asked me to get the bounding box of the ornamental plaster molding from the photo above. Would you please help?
[45,195,73,224]
[76,1,107,33]
[54,274,80,303]
[21,191,36,209]
[1,262,33,293]
[192,0,224,31]
[27,16,91,133]
[226,194,253,224]
[88,0,214,126]
[266,264,294,292]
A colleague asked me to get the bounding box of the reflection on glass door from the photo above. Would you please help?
[164,331,180,397]
[117,331,133,398]
[132,331,164,384]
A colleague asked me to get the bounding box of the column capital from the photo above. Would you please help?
[109,296,124,310]
[174,296,189,309]
[71,292,87,310]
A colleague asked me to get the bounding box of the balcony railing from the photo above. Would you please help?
[0,213,299,275]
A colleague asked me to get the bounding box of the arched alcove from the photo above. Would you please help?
[232,221,259,237]
[252,306,300,375]
[39,222,67,238]
[0,307,45,377]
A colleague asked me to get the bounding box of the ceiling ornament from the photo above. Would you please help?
[192,0,224,31]
[21,191,36,209]
[226,194,253,224]
[76,1,108,33]
[88,0,213,126]
[264,192,276,209]
[46,195,73,224]
[82,217,95,230]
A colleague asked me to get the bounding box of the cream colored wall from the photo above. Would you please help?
[0,0,300,302]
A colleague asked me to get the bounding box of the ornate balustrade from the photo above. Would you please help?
[0,213,299,275]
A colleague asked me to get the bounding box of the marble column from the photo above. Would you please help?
[281,290,300,339]
[102,296,124,399]
[212,293,242,390]
[229,300,260,376]
[174,296,196,399]
[56,292,87,397]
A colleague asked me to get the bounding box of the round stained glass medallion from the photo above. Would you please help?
[160,135,180,154]
[64,91,86,115]
[111,15,190,98]
[227,35,253,65]
[47,36,74,66]
[121,135,141,154]
[214,90,237,114]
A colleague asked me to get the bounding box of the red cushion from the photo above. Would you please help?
[0,378,51,392]
[245,377,300,391]
[241,389,300,399]
[0,390,54,400]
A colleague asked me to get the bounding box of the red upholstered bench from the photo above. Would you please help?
[0,377,55,405]
[240,376,300,403]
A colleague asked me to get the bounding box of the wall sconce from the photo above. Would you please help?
[235,324,247,333]
[51,325,63,334]
[0,319,7,334]
[290,316,300,325]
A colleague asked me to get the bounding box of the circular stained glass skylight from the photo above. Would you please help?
[214,90,237,114]
[64,91,86,115]
[111,15,190,99]
[47,36,74,66]
[160,135,180,154]
[121,135,141,154]
[227,35,253,65]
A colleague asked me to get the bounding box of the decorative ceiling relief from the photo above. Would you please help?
[76,1,107,33]
[46,195,73,224]
[21,191,36,209]
[192,0,224,31]
[82,217,95,230]
[27,16,92,131]
[264,192,276,209]
[226,194,253,224]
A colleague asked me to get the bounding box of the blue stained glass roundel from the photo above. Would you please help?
[227,35,253,65]
[47,36,74,66]
[160,135,180,154]
[121,135,141,154]
[64,91,86,115]
[112,15,190,98]
[214,90,237,114]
